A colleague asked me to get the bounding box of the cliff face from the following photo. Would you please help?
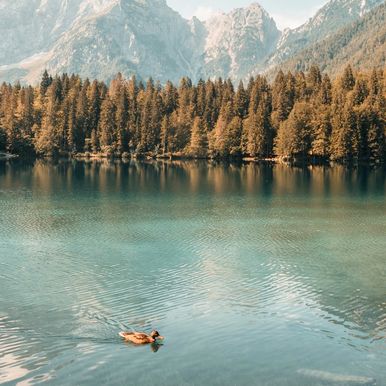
[199,3,281,80]
[0,0,280,83]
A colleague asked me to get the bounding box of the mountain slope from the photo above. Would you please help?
[0,0,117,66]
[267,0,384,69]
[0,0,280,84]
[44,0,201,83]
[199,3,280,80]
[269,2,386,76]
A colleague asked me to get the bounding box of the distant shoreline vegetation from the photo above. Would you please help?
[0,65,385,166]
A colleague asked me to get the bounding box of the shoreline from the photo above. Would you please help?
[2,152,384,169]
[70,152,383,167]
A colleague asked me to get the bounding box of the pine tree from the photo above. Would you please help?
[34,83,60,156]
[225,116,243,156]
[174,78,193,151]
[272,72,295,129]
[275,102,312,158]
[330,99,358,163]
[311,106,331,159]
[306,65,322,96]
[319,74,332,105]
[352,78,369,105]
[75,81,89,152]
[40,70,53,96]
[138,79,154,153]
[160,115,171,154]
[89,80,101,136]
[295,72,307,101]
[204,80,217,129]
[234,81,248,119]
[212,110,228,157]
[189,117,207,158]
[341,65,355,92]
[127,76,140,150]
[98,96,116,154]
[115,87,129,153]
[163,81,178,116]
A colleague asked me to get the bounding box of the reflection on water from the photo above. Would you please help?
[0,160,385,385]
[0,159,385,197]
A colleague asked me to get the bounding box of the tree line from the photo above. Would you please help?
[0,65,385,164]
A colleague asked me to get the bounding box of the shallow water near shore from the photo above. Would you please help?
[0,160,385,385]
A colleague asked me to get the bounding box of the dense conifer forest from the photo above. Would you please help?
[0,65,385,164]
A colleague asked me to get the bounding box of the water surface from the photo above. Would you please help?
[0,160,385,385]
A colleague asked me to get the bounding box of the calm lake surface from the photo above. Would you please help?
[0,160,385,386]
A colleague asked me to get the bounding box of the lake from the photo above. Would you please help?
[0,160,385,386]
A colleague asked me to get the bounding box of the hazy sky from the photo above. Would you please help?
[166,0,329,29]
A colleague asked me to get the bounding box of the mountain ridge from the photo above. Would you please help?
[267,1,386,77]
[266,0,384,70]
[0,0,384,84]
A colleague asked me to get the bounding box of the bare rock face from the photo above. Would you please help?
[199,3,280,80]
[44,0,201,83]
[0,0,383,84]
[0,0,116,65]
[0,0,280,83]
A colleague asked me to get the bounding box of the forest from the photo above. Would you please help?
[0,65,385,164]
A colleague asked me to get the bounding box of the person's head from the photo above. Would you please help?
[150,330,164,340]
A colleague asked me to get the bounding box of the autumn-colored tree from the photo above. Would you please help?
[189,117,208,158]
[0,66,383,164]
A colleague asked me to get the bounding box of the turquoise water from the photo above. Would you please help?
[0,160,385,386]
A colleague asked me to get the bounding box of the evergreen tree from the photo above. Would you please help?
[330,99,358,162]
[98,96,116,154]
[319,74,332,105]
[212,110,228,157]
[352,78,369,106]
[275,102,312,158]
[341,65,356,92]
[311,106,332,158]
[0,67,383,165]
[244,98,272,157]
[189,117,208,158]
[40,70,53,96]
[34,84,60,156]
[306,65,322,95]
[115,87,129,153]
[234,81,248,119]
[225,116,243,156]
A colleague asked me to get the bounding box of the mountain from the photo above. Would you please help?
[0,0,384,84]
[199,4,280,81]
[45,0,202,83]
[267,2,386,77]
[0,0,202,83]
[266,0,385,69]
[0,0,279,84]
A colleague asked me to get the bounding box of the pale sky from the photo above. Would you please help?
[166,0,329,30]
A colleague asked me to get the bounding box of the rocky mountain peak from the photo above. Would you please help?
[200,3,280,80]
